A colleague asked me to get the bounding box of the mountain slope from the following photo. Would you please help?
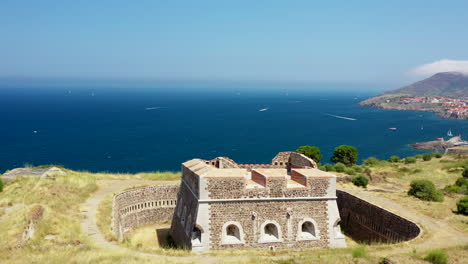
[386,72,468,97]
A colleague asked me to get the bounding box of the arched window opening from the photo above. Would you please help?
[226,225,241,242]
[265,223,279,240]
[191,226,202,246]
[300,221,316,239]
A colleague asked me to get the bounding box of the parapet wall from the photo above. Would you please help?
[336,190,421,243]
[112,185,179,240]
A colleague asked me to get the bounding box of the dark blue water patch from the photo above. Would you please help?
[0,87,466,173]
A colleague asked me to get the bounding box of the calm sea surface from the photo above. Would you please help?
[0,87,466,173]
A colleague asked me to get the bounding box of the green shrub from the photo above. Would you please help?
[363,157,379,167]
[404,157,417,164]
[352,165,363,173]
[351,247,367,258]
[0,177,3,192]
[388,155,400,163]
[296,145,322,163]
[455,177,468,187]
[323,164,335,172]
[331,145,358,166]
[334,163,346,172]
[424,250,448,264]
[422,153,432,161]
[408,180,443,202]
[344,167,357,175]
[443,184,460,193]
[433,153,443,158]
[456,196,468,215]
[414,154,423,159]
[463,167,468,178]
[352,174,369,188]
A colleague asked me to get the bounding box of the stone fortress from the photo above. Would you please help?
[171,152,345,252]
[112,151,421,252]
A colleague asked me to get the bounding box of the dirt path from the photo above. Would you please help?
[340,188,468,255]
[80,180,467,263]
[79,179,248,263]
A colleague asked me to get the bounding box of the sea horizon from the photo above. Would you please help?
[0,86,466,173]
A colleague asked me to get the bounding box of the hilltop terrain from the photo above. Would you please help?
[359,72,468,119]
[0,154,467,263]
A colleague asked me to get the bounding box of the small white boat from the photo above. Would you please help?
[389,127,397,131]
[259,108,269,112]
[448,129,453,137]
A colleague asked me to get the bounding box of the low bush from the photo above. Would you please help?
[463,167,468,178]
[352,174,369,188]
[404,157,417,164]
[424,250,448,264]
[455,177,468,188]
[456,196,468,215]
[344,167,357,175]
[433,153,443,158]
[414,154,423,159]
[322,164,335,172]
[444,184,460,193]
[334,163,346,172]
[352,165,363,173]
[0,177,3,192]
[388,155,400,163]
[408,180,444,202]
[363,157,379,167]
[422,153,432,161]
[351,247,367,258]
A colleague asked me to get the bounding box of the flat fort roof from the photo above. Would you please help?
[252,168,287,178]
[293,168,335,178]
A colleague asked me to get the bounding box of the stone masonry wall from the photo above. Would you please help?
[112,185,179,240]
[336,190,420,243]
[207,177,330,199]
[209,200,330,250]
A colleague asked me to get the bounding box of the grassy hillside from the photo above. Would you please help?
[0,157,467,264]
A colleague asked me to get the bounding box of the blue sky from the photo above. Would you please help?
[1,0,468,87]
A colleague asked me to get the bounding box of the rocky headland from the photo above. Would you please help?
[359,72,468,120]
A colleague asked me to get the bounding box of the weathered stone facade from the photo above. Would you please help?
[170,153,346,252]
[112,185,178,240]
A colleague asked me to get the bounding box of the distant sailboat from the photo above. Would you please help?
[448,129,453,137]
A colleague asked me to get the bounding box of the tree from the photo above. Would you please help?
[331,145,358,166]
[352,174,369,188]
[296,145,322,163]
[408,180,443,202]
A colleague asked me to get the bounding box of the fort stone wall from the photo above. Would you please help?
[336,190,421,243]
[112,185,179,240]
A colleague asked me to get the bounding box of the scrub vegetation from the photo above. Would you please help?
[0,154,467,263]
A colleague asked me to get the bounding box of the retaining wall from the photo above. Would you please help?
[336,190,421,243]
[112,185,179,240]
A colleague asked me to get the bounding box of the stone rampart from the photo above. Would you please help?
[336,190,420,243]
[112,185,179,240]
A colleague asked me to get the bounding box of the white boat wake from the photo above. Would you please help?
[145,107,162,110]
[325,113,357,121]
[259,108,269,112]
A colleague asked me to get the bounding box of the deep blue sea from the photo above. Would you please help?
[0,87,467,173]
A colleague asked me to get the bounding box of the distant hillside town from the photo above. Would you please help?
[359,72,468,120]
[400,96,468,119]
